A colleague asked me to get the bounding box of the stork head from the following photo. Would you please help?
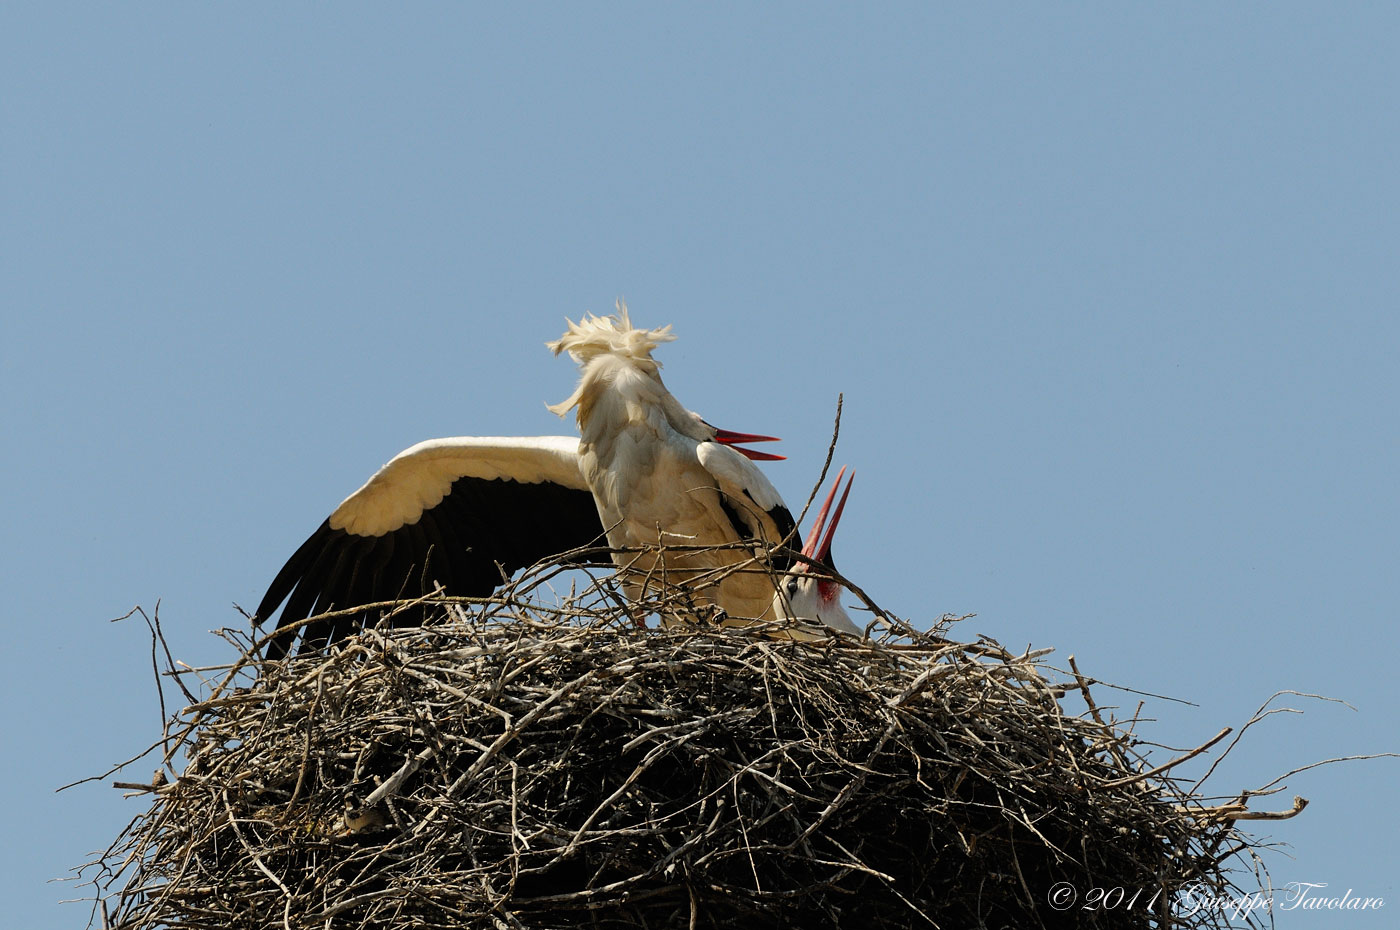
[546,299,677,422]
[773,467,860,636]
[546,298,675,369]
[547,301,789,464]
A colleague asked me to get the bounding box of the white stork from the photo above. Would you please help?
[253,304,858,655]
[772,466,861,637]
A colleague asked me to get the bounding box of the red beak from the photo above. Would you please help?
[800,466,854,568]
[712,427,786,461]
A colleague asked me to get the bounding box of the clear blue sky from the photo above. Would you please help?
[4,4,1395,927]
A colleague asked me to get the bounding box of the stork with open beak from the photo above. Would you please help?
[253,303,857,656]
[774,466,861,637]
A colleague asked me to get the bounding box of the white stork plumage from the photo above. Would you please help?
[253,304,858,656]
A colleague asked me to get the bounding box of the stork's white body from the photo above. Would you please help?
[550,313,792,621]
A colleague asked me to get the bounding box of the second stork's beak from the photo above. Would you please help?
[713,427,786,461]
[799,466,854,569]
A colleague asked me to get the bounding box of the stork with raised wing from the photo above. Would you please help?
[253,304,859,655]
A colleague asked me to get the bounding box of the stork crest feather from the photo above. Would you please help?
[546,299,675,417]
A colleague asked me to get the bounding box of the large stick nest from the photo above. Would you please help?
[84,558,1278,929]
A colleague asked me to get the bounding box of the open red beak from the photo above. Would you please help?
[712,427,786,461]
[799,466,854,568]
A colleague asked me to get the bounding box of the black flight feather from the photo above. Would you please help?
[256,476,604,656]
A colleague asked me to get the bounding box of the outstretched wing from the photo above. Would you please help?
[254,436,604,657]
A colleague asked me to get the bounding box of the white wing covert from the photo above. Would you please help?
[696,441,799,559]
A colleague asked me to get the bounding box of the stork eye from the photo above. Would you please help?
[785,579,799,597]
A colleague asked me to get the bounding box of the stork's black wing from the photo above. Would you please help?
[254,436,604,657]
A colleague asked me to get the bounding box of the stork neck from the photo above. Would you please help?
[573,355,667,440]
